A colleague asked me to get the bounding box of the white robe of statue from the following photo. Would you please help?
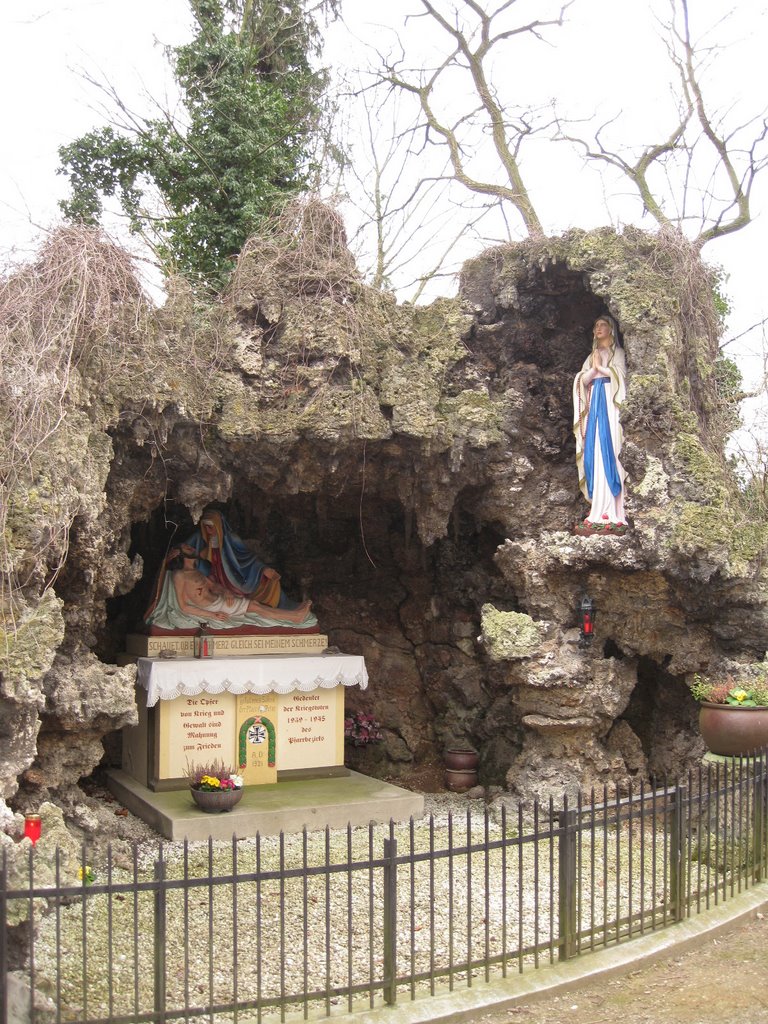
[573,331,627,526]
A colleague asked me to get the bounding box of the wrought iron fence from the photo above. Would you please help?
[2,754,767,1024]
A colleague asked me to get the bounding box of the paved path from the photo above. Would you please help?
[476,913,768,1024]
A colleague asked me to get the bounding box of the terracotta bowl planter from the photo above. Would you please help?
[190,787,244,813]
[698,703,768,756]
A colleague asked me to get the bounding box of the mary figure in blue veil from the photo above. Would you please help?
[185,510,303,609]
[143,509,317,630]
[573,316,627,529]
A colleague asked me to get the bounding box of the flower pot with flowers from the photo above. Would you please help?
[344,709,384,771]
[187,761,244,812]
[344,710,383,747]
[690,672,768,757]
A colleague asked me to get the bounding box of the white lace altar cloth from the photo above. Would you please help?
[137,653,368,708]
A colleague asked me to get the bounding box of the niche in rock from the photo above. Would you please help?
[460,259,609,383]
[101,484,508,777]
[457,260,617,535]
[619,656,703,778]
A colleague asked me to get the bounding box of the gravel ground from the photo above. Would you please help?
[33,791,533,1018]
[24,783,692,1022]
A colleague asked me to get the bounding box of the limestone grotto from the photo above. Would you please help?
[2,200,766,843]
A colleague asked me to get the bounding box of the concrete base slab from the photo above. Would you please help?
[106,768,424,841]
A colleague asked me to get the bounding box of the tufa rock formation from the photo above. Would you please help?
[1,201,766,841]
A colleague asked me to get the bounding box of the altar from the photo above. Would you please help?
[122,653,368,791]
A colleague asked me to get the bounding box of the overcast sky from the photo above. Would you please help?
[1,0,766,388]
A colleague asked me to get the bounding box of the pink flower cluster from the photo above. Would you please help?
[344,710,383,747]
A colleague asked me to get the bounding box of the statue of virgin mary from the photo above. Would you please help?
[573,316,628,531]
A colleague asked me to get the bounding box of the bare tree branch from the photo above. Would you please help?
[552,0,768,248]
[372,1,573,239]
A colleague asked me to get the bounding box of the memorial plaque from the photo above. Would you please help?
[236,694,279,785]
[124,653,364,789]
[158,692,237,780]
[277,689,344,771]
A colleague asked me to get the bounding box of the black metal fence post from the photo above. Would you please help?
[558,804,578,961]
[669,785,687,921]
[0,851,7,1024]
[12,772,768,1020]
[154,859,167,1020]
[382,837,398,1005]
[753,755,767,883]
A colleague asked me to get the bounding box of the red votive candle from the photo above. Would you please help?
[24,814,42,845]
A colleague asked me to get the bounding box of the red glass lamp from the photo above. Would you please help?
[579,595,595,646]
[24,813,42,845]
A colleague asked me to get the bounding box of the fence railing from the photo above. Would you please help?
[2,754,767,1024]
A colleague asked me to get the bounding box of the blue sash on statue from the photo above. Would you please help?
[583,378,621,498]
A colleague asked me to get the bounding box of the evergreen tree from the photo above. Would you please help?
[58,0,339,289]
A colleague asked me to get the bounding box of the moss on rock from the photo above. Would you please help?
[481,604,545,660]
[668,500,768,576]
[672,433,730,504]
[0,591,64,704]
[438,390,504,448]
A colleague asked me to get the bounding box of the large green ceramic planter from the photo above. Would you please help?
[698,702,768,756]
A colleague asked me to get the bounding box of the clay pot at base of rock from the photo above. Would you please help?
[444,767,478,791]
[444,748,479,771]
[698,703,768,757]
[190,788,244,813]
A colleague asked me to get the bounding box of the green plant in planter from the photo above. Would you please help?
[689,667,768,756]
[690,673,768,707]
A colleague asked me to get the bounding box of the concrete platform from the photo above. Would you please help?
[106,768,424,841]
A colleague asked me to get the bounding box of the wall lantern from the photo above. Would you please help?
[579,595,595,646]
[24,813,42,845]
